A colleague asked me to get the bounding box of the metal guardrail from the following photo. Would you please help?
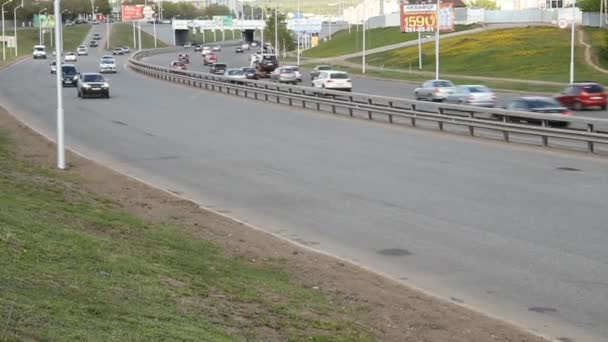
[129,49,608,154]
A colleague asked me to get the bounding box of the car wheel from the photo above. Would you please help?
[106,92,110,98]
[573,102,583,111]
[601,104,607,110]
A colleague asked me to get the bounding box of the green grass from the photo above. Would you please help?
[109,23,168,50]
[583,27,608,69]
[0,25,91,66]
[0,130,374,340]
[349,27,608,85]
[303,24,479,58]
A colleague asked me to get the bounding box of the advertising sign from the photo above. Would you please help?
[33,14,55,28]
[122,5,144,21]
[400,3,454,33]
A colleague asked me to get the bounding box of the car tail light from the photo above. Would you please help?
[561,110,572,115]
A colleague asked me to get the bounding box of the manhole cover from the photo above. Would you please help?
[378,248,412,256]
[556,167,581,172]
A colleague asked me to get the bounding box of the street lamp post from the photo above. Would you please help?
[2,0,13,61]
[13,0,22,57]
[570,0,576,84]
[362,0,366,74]
[274,4,278,55]
[60,9,69,57]
[54,0,65,169]
[38,8,46,45]
[91,0,95,21]
[435,0,440,80]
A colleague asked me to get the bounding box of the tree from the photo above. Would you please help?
[203,4,231,18]
[466,0,500,10]
[264,9,294,52]
[577,0,601,11]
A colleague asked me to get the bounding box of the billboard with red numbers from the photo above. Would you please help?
[122,5,144,21]
[400,3,454,33]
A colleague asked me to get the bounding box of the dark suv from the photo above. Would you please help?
[61,64,78,87]
[554,82,607,110]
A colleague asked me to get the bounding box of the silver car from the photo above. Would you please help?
[271,67,298,84]
[99,56,117,73]
[445,85,496,107]
[414,80,455,102]
[224,68,247,84]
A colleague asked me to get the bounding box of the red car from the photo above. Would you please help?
[554,82,607,110]
[203,53,217,65]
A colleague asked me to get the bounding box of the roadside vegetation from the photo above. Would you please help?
[109,23,168,50]
[0,25,90,66]
[0,128,375,340]
[350,27,608,85]
[303,24,479,58]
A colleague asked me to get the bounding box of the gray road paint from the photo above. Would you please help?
[2,25,608,342]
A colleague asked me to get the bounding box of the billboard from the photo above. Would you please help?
[287,19,323,33]
[33,14,55,28]
[122,5,144,21]
[400,3,454,33]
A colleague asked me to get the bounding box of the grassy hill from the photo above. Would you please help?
[109,23,168,50]
[350,26,608,84]
[0,25,91,66]
[303,24,479,59]
[583,27,608,69]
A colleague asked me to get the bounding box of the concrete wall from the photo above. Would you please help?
[582,12,608,27]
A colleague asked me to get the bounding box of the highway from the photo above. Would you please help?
[147,42,608,120]
[2,24,608,342]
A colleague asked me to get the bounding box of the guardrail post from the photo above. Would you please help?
[316,100,321,111]
[587,123,595,153]
[348,96,354,117]
[265,85,269,101]
[468,112,475,136]
[503,115,510,142]
[288,88,293,106]
[541,120,549,146]
[368,99,373,120]
[437,108,444,130]
[388,101,394,123]
[411,113,416,127]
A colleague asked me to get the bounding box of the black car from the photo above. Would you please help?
[241,67,258,80]
[235,47,244,53]
[503,96,571,127]
[89,40,98,47]
[77,72,110,98]
[93,33,101,40]
[61,64,78,87]
[210,63,227,75]
[194,44,202,52]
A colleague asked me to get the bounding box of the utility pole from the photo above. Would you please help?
[274,4,278,55]
[54,0,65,169]
[2,0,13,61]
[13,0,23,57]
[362,0,366,73]
[435,0,440,80]
[569,0,575,83]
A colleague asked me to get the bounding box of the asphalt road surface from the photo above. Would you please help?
[2,25,608,342]
[152,43,608,120]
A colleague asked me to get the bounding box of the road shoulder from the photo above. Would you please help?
[0,105,548,341]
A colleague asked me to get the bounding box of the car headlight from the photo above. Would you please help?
[82,84,91,89]
[102,83,109,88]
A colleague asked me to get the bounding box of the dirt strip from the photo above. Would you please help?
[0,105,549,342]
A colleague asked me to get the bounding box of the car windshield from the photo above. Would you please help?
[214,64,227,68]
[581,84,604,93]
[318,66,331,70]
[262,56,276,61]
[35,47,44,52]
[467,86,491,93]
[434,81,454,87]
[62,66,77,75]
[242,68,255,73]
[83,74,105,82]
[330,73,349,79]
[101,59,114,64]
[280,69,294,74]
[527,98,562,109]
[228,70,243,75]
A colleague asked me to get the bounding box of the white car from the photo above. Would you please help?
[312,71,352,92]
[184,42,192,48]
[50,61,57,73]
[212,45,221,51]
[33,45,47,59]
[99,56,117,73]
[241,43,250,50]
[201,46,212,56]
[77,45,88,56]
[64,52,77,62]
